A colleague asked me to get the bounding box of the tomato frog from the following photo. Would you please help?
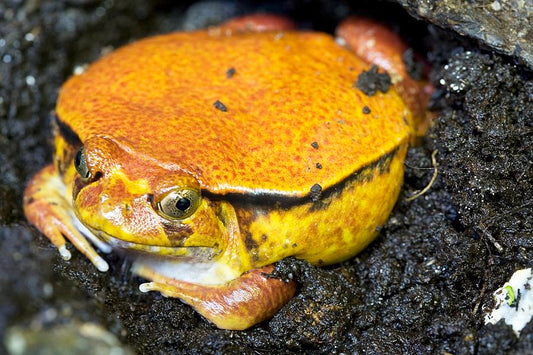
[24,14,432,330]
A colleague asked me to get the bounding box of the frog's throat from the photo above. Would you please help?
[71,214,240,285]
[132,255,242,285]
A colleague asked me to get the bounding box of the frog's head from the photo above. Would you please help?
[72,135,247,284]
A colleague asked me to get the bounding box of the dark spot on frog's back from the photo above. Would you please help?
[226,67,236,78]
[213,100,227,112]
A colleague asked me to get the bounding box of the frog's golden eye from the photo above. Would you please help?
[157,188,201,220]
[74,147,91,182]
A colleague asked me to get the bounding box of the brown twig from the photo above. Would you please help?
[406,150,438,201]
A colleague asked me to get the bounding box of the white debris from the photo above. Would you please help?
[25,75,36,86]
[485,268,533,336]
[73,64,88,75]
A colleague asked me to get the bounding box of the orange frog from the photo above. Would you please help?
[24,14,431,330]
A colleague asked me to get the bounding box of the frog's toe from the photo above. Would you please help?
[58,223,109,272]
[139,282,168,295]
[91,256,109,272]
[47,213,109,272]
[58,245,71,260]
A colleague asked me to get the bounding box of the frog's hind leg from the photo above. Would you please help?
[24,164,109,272]
[135,264,296,330]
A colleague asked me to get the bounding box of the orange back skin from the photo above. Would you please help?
[57,30,412,197]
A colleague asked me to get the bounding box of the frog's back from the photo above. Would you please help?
[57,30,411,197]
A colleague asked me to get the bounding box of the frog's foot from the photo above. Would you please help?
[23,164,110,272]
[214,13,296,34]
[336,16,434,137]
[134,263,297,330]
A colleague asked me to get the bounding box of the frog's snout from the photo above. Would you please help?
[73,164,233,259]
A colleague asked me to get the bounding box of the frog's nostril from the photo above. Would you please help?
[146,193,154,204]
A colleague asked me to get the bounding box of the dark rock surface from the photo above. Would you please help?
[1,0,532,353]
[397,0,533,68]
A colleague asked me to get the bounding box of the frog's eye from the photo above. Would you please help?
[74,147,91,182]
[157,188,201,220]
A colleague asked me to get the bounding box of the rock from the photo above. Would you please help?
[396,0,533,68]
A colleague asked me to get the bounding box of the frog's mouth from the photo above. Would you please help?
[72,215,239,285]
[73,215,216,257]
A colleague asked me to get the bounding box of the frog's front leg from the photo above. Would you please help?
[134,264,297,330]
[23,164,109,272]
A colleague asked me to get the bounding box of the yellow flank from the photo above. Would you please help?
[245,143,407,267]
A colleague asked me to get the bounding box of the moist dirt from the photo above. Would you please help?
[1,0,532,353]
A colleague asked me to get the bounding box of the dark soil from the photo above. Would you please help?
[1,0,532,354]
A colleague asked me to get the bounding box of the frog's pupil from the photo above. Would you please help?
[176,197,191,211]
[75,150,82,168]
